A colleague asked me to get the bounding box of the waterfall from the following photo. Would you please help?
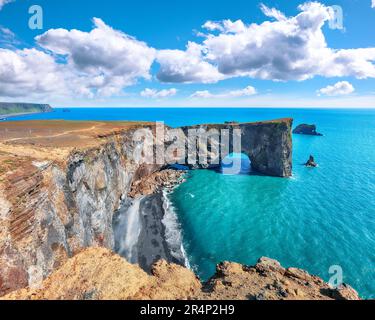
[113,197,143,264]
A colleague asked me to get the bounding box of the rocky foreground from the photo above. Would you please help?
[1,247,359,300]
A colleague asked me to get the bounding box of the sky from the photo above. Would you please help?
[0,0,375,108]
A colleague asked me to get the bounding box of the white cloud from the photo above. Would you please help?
[0,26,23,49]
[0,27,13,37]
[202,20,246,33]
[0,18,156,99]
[0,48,70,98]
[36,18,156,97]
[0,0,13,10]
[317,81,355,96]
[0,3,374,104]
[156,42,225,83]
[158,2,375,83]
[259,3,287,21]
[372,1,375,9]
[191,86,256,99]
[140,88,177,98]
[202,21,224,32]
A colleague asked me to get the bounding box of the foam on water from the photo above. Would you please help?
[161,189,191,269]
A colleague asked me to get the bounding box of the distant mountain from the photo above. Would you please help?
[0,103,52,117]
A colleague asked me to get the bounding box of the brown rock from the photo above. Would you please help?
[128,169,186,198]
[1,250,361,301]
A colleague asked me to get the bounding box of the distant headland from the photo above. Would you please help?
[0,103,53,119]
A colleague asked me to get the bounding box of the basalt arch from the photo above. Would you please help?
[179,118,293,177]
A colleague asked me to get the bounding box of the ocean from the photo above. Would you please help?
[8,107,375,298]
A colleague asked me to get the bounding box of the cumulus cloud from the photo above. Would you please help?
[140,88,177,98]
[0,0,13,10]
[1,3,375,102]
[191,86,256,99]
[0,48,70,98]
[158,2,375,83]
[259,3,287,21]
[0,18,156,99]
[372,1,375,8]
[202,19,246,33]
[317,81,355,96]
[36,18,156,97]
[156,42,225,83]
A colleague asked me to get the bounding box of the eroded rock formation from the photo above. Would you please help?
[180,118,293,177]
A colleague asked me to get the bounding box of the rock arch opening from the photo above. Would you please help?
[220,153,251,175]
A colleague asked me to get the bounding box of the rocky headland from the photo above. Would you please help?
[0,103,52,118]
[0,118,359,300]
[293,124,323,136]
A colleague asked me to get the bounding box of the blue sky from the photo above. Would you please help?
[0,0,375,107]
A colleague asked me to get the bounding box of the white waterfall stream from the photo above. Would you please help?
[114,197,143,264]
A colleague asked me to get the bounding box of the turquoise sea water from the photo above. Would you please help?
[8,108,375,298]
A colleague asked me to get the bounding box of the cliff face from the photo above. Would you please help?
[0,125,160,296]
[1,248,359,300]
[181,118,293,177]
[0,119,293,297]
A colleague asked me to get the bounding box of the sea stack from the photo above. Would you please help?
[305,155,317,167]
[293,124,323,136]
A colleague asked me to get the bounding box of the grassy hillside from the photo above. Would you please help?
[0,103,52,116]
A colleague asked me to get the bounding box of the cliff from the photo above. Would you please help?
[0,103,52,117]
[1,247,359,300]
[180,118,293,177]
[0,121,159,295]
[0,119,296,298]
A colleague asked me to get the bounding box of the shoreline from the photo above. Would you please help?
[113,170,189,273]
[0,110,53,120]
